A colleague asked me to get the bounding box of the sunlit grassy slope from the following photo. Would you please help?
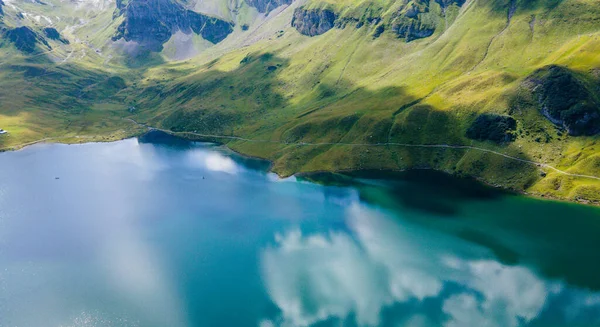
[1,0,600,203]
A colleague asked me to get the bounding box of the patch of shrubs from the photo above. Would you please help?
[466,114,517,143]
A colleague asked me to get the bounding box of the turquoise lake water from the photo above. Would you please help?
[1,132,600,327]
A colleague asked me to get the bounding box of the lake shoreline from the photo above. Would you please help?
[2,128,598,208]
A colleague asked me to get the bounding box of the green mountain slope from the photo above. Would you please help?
[1,0,600,203]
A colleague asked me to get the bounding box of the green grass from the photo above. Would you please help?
[1,0,600,204]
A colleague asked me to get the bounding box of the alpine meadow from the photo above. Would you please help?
[1,0,600,203]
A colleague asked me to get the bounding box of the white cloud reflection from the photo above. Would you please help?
[262,229,391,327]
[98,139,168,181]
[260,203,579,327]
[186,150,240,174]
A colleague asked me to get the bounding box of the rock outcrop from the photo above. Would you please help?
[525,65,600,136]
[466,114,517,143]
[245,0,293,14]
[389,0,464,41]
[292,8,337,36]
[392,20,435,41]
[112,0,234,51]
[292,0,464,40]
[5,26,49,53]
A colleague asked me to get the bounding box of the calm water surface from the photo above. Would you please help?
[1,132,600,327]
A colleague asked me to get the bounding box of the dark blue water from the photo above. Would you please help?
[1,133,600,327]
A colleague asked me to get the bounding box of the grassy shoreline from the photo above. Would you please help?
[5,126,595,207]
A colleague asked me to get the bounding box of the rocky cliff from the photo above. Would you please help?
[389,0,464,41]
[293,0,464,40]
[525,66,600,136]
[291,8,337,36]
[245,0,293,14]
[113,0,234,51]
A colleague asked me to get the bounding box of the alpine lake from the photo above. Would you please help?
[1,132,600,327]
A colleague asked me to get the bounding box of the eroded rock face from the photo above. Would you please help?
[389,0,464,41]
[5,26,49,53]
[112,0,233,51]
[292,8,337,36]
[392,20,434,42]
[526,65,600,136]
[293,0,465,40]
[245,0,293,14]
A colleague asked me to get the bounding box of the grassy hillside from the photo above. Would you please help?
[1,0,600,204]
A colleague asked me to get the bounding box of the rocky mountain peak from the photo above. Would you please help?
[112,0,234,51]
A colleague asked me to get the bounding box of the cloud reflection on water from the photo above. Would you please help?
[0,139,188,327]
[186,149,240,175]
[260,203,600,327]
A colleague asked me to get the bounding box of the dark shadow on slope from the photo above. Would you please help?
[2,26,51,54]
[131,51,539,217]
[138,129,196,148]
[137,52,291,135]
[297,105,537,217]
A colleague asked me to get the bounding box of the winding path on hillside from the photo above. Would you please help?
[125,118,600,182]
